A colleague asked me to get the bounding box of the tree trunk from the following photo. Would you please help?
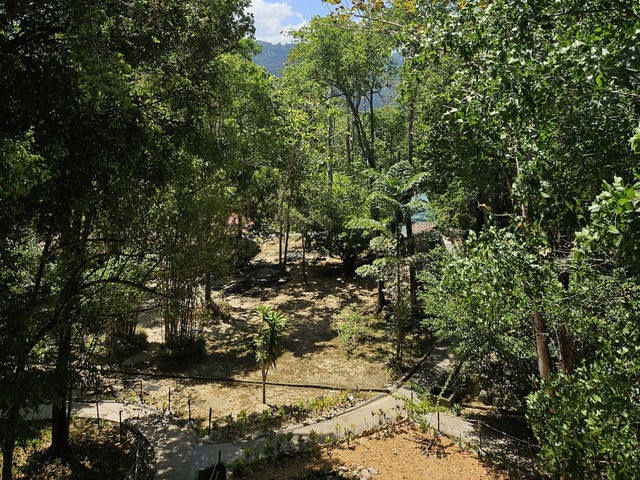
[343,255,356,277]
[328,115,334,187]
[237,213,243,239]
[396,229,403,364]
[278,219,283,270]
[376,280,386,313]
[533,310,552,379]
[369,88,375,170]
[50,319,73,460]
[557,271,574,375]
[204,271,212,307]
[345,113,352,165]
[407,102,415,167]
[301,234,308,284]
[281,205,290,275]
[1,406,18,480]
[405,215,417,316]
[474,199,485,233]
[278,190,285,269]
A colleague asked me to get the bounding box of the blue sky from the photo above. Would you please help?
[248,0,334,44]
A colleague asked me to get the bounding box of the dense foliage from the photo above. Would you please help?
[2,0,639,478]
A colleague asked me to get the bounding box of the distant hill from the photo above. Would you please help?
[252,41,294,76]
[252,41,400,106]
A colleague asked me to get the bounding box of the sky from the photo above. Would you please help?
[248,0,334,44]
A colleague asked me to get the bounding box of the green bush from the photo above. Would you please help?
[528,347,640,479]
[336,304,372,347]
[104,329,149,358]
[155,335,205,360]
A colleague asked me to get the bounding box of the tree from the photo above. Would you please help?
[0,0,253,475]
[352,160,428,362]
[253,305,288,405]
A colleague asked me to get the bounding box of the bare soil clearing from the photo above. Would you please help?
[237,425,507,480]
[109,238,396,426]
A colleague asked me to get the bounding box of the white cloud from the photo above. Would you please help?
[249,0,306,44]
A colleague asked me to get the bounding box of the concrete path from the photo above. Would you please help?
[27,401,195,480]
[28,342,486,479]
[192,341,479,476]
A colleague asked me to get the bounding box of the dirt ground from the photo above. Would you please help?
[238,424,507,480]
[108,237,399,426]
[0,419,154,480]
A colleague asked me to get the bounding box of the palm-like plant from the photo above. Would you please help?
[254,305,288,404]
[349,161,429,362]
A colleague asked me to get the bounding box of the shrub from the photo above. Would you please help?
[206,295,231,322]
[528,351,640,479]
[155,334,205,360]
[336,304,372,347]
[104,328,149,359]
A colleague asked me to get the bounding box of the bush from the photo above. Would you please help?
[336,304,372,347]
[207,296,231,322]
[104,328,149,359]
[527,348,640,479]
[155,335,205,360]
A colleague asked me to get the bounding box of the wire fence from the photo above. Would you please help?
[113,377,372,442]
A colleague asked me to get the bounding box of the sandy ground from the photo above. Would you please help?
[108,237,395,427]
[239,424,507,479]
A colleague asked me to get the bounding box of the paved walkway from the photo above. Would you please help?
[192,342,478,477]
[29,343,486,479]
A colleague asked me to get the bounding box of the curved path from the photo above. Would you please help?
[31,343,481,479]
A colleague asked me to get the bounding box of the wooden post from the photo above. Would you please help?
[119,410,123,442]
[208,407,212,437]
[139,379,143,403]
[168,387,171,412]
[437,411,440,433]
[96,401,100,426]
[188,397,191,422]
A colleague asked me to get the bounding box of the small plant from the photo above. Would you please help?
[230,457,247,476]
[336,304,372,347]
[237,410,248,423]
[243,446,253,461]
[451,403,463,416]
[263,439,275,459]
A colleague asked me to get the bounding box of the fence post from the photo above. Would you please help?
[96,401,100,427]
[188,397,191,422]
[119,410,123,442]
[437,411,440,433]
[208,407,212,437]
[139,379,143,403]
[168,387,171,413]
